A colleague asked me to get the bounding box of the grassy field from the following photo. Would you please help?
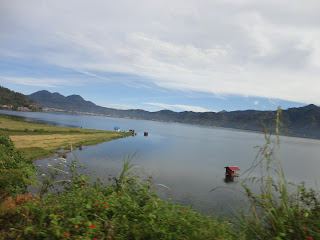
[0,115,131,160]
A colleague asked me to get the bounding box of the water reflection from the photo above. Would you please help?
[224,175,235,183]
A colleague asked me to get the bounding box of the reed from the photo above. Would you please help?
[237,107,320,239]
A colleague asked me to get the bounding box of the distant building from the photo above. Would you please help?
[1,104,13,110]
[17,107,31,111]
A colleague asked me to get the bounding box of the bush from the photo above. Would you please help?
[0,156,235,239]
[0,134,37,199]
[33,129,47,133]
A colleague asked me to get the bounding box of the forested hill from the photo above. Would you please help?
[28,90,320,139]
[0,86,41,111]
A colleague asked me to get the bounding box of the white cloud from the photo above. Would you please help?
[1,0,320,104]
[146,102,214,112]
[254,101,259,105]
[0,76,74,88]
[102,104,135,110]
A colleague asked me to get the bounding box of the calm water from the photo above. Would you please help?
[1,110,320,214]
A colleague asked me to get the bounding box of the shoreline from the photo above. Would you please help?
[2,109,318,141]
[0,114,132,160]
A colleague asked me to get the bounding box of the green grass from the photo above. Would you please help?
[0,115,131,160]
[18,147,53,160]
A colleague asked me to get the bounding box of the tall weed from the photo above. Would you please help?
[238,107,320,239]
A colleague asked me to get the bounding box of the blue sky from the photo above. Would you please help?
[1,0,319,112]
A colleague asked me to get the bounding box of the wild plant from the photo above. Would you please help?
[37,157,70,197]
[0,134,37,199]
[237,107,320,239]
[1,149,235,239]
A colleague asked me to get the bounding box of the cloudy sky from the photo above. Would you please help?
[1,0,319,112]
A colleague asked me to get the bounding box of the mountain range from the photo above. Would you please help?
[28,90,320,139]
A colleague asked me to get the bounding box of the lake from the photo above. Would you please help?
[1,110,320,214]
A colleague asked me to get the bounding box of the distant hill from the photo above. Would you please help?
[28,90,96,112]
[0,86,41,111]
[28,90,320,139]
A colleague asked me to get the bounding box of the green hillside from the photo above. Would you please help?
[0,86,41,111]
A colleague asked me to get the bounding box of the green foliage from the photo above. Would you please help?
[0,134,37,199]
[0,156,235,240]
[33,129,48,133]
[0,86,41,111]
[237,107,320,239]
